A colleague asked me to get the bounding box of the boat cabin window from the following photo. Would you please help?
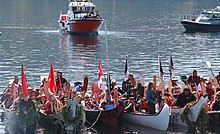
[72,7,77,11]
[212,14,218,18]
[211,14,220,19]
[199,13,211,18]
[85,7,90,11]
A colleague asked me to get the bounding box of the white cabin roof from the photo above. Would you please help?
[69,1,95,7]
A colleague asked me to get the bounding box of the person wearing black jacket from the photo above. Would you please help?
[211,91,220,111]
[175,87,196,108]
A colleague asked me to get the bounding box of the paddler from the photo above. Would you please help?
[173,87,196,108]
[206,81,215,101]
[187,70,201,86]
[171,77,181,94]
[99,89,114,110]
[146,82,157,114]
[211,91,220,111]
[215,72,220,85]
[124,97,136,112]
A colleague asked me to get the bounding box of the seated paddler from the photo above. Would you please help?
[99,89,114,110]
[173,87,196,108]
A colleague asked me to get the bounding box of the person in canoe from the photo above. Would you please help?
[187,70,201,86]
[173,87,196,108]
[124,97,136,112]
[171,77,181,94]
[81,93,95,110]
[211,91,220,111]
[206,81,215,101]
[99,90,115,110]
[216,72,220,85]
[146,82,157,114]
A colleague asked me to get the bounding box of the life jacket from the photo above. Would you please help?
[141,101,148,110]
[44,101,52,115]
[85,100,93,109]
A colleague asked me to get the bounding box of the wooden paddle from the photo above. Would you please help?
[153,75,156,91]
[206,61,214,77]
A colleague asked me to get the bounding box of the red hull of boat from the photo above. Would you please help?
[68,20,103,35]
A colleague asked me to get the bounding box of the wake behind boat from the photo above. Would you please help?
[58,0,103,35]
[181,6,220,32]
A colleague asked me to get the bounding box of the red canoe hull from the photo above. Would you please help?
[67,19,103,35]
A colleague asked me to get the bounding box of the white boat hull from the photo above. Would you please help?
[122,104,170,131]
[170,96,208,126]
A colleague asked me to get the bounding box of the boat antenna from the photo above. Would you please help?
[104,18,110,90]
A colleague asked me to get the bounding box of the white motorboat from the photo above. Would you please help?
[181,6,220,32]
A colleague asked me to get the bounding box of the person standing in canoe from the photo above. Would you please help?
[146,82,157,114]
[187,70,201,86]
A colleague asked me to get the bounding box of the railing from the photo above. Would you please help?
[182,15,197,21]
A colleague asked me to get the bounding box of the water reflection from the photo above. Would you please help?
[58,34,100,84]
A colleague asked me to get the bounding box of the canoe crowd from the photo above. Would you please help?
[1,68,220,117]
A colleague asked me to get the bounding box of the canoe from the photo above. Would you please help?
[170,96,208,126]
[38,98,85,130]
[122,103,170,131]
[85,102,124,127]
[2,99,37,133]
[207,110,220,126]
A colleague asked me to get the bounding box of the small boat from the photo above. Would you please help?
[170,96,208,126]
[38,98,85,130]
[122,104,170,131]
[1,95,37,132]
[85,102,124,127]
[181,6,220,32]
[58,0,103,35]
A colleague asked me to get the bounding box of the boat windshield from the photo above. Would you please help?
[199,13,211,18]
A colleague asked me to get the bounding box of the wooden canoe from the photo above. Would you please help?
[38,98,85,130]
[1,98,37,133]
[170,96,208,126]
[85,102,124,127]
[122,103,170,131]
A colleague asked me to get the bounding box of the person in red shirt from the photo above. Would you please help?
[187,70,201,86]
[206,82,215,101]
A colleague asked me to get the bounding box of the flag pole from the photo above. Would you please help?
[169,48,172,79]
[104,18,110,90]
[158,54,160,81]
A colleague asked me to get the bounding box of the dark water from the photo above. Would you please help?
[0,0,220,133]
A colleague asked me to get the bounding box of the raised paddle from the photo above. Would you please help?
[206,61,215,77]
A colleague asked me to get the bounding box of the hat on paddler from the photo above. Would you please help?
[183,87,190,91]
[171,77,178,81]
[27,85,33,90]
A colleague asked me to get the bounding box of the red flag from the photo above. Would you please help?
[47,63,56,94]
[98,59,103,88]
[21,64,28,98]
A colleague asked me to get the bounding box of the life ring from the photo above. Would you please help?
[87,13,92,17]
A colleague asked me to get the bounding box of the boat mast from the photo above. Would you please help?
[104,19,110,90]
